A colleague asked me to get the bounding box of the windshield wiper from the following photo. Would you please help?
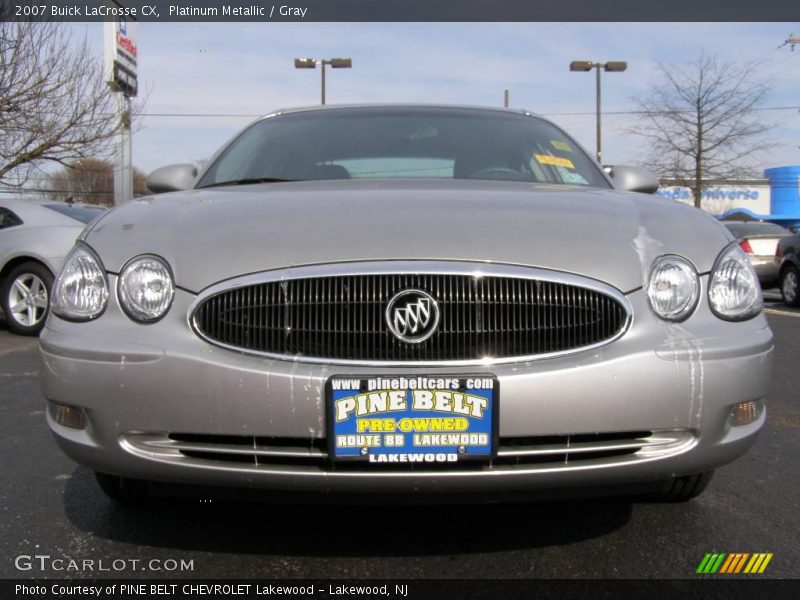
[199,177,298,188]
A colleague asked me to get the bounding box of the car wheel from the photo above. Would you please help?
[1,262,54,336]
[648,471,714,502]
[95,472,150,504]
[780,265,800,307]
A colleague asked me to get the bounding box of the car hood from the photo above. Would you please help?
[85,179,732,293]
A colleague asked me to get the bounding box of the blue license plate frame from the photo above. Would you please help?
[326,375,498,465]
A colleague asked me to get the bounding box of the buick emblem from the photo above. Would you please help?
[385,289,440,343]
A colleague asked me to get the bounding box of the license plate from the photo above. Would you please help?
[327,375,498,464]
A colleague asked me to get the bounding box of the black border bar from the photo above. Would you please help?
[4,579,799,600]
[3,0,799,22]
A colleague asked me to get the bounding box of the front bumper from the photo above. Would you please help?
[40,279,773,497]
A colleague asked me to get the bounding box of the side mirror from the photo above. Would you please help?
[146,164,198,194]
[608,165,660,194]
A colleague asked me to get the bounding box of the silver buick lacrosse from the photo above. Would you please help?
[40,105,772,503]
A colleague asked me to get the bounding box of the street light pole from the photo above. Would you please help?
[294,57,352,105]
[596,66,602,164]
[569,60,627,164]
[321,60,326,105]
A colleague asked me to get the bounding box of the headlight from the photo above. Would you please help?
[708,243,762,321]
[118,255,175,322]
[647,255,700,321]
[51,245,109,321]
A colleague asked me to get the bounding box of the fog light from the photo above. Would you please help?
[729,400,760,427]
[52,403,88,429]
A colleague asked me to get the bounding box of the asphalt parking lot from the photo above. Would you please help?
[0,305,798,580]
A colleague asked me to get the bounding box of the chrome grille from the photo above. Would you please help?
[190,265,630,363]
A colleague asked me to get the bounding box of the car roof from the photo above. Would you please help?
[0,196,41,208]
[723,221,790,234]
[257,104,552,128]
[0,196,100,209]
[0,197,103,225]
[268,103,537,117]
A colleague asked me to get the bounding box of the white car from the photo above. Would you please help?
[0,198,105,335]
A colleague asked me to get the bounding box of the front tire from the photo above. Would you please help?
[648,471,714,502]
[1,261,54,336]
[780,265,800,307]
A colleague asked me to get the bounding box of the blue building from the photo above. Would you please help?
[718,165,800,229]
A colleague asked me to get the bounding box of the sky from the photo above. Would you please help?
[73,21,800,176]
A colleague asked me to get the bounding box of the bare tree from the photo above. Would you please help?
[0,21,125,188]
[631,54,773,208]
[46,158,148,206]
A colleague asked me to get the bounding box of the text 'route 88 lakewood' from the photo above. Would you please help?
[15,583,410,596]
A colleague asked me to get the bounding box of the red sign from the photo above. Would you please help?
[116,32,138,58]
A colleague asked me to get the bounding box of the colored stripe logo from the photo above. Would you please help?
[696,553,773,574]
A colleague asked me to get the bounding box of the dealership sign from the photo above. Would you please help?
[656,187,761,202]
[656,184,772,216]
[103,16,138,97]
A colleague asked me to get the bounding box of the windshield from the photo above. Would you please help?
[43,203,106,224]
[197,107,610,189]
[723,222,790,237]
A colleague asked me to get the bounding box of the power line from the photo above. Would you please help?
[131,106,800,119]
[141,113,261,117]
[540,106,800,118]
[4,105,799,122]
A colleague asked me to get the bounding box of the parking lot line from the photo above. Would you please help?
[764,308,800,318]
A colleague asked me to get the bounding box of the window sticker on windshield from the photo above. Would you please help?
[557,167,588,185]
[408,125,439,141]
[550,140,572,152]
[534,154,575,169]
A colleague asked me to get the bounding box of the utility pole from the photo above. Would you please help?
[104,9,138,205]
[114,95,133,205]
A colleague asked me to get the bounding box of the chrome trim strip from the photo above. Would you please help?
[121,430,697,476]
[122,433,326,460]
[187,260,634,366]
[497,431,694,458]
[125,430,693,463]
[146,440,326,459]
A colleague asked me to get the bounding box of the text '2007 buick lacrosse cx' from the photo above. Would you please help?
[40,105,773,503]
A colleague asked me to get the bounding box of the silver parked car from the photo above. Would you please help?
[0,198,105,335]
[40,106,773,503]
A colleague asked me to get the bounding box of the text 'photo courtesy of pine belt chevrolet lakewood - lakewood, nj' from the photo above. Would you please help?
[39,105,773,503]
